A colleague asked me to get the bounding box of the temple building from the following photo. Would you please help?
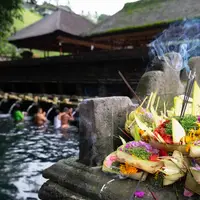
[0,0,199,97]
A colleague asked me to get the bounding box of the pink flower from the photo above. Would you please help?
[134,191,145,198]
[110,155,117,161]
[104,155,117,167]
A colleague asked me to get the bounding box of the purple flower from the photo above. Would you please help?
[124,141,159,154]
[198,116,200,122]
[194,140,200,145]
[134,191,145,198]
[184,188,194,197]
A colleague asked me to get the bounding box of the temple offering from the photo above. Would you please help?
[102,79,200,197]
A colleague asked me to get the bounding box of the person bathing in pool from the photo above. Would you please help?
[54,109,64,129]
[13,104,24,123]
[34,107,47,126]
[61,107,74,129]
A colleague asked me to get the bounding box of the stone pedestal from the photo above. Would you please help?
[39,158,200,200]
[79,96,133,166]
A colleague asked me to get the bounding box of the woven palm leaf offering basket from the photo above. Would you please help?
[102,73,200,197]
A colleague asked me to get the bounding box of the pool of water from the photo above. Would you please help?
[0,118,79,200]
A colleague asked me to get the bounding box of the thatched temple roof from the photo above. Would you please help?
[87,0,200,36]
[9,9,94,41]
[8,0,200,52]
[8,9,94,52]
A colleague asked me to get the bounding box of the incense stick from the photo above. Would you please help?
[147,186,158,200]
[182,75,195,117]
[130,172,145,200]
[180,71,195,118]
[118,71,142,104]
[118,127,133,140]
[180,71,191,117]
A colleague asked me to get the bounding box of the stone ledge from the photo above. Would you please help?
[39,157,200,200]
[39,180,92,200]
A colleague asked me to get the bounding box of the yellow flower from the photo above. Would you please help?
[139,129,145,135]
[196,122,200,128]
[185,136,192,143]
[196,128,200,135]
[185,144,191,152]
[120,162,138,175]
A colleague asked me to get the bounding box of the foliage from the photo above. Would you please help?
[0,38,19,58]
[13,8,42,32]
[126,147,150,160]
[165,115,198,134]
[90,18,184,36]
[97,14,110,23]
[0,0,22,39]
[123,0,165,14]
[0,0,23,58]
[0,7,42,58]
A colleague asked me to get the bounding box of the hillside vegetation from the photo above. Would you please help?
[13,9,60,57]
[1,8,60,58]
[13,8,42,32]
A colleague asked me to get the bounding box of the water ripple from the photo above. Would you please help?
[0,119,79,200]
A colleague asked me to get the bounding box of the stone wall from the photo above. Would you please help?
[0,50,148,96]
[79,96,133,166]
[136,52,188,108]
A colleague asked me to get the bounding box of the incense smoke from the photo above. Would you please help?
[149,18,200,72]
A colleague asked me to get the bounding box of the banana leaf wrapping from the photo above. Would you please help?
[102,151,148,181]
[185,172,200,195]
[116,141,163,174]
[161,151,188,186]
[150,140,188,155]
[190,167,200,184]
[189,145,200,158]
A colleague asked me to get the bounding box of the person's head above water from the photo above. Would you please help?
[13,103,21,112]
[37,107,43,113]
[15,103,21,109]
[63,107,69,113]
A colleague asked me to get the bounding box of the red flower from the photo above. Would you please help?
[159,149,168,156]
[154,120,173,144]
[149,154,159,161]
[161,134,173,144]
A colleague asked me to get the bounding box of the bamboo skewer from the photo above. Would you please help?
[118,71,142,104]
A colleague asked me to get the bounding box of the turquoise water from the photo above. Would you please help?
[0,118,79,200]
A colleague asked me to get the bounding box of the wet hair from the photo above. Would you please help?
[13,103,20,113]
[63,107,69,112]
[37,107,43,112]
[15,104,20,109]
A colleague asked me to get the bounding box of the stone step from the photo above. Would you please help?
[42,159,104,199]
[39,158,200,200]
[39,180,92,200]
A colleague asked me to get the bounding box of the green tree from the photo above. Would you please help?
[0,0,22,38]
[0,0,22,57]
